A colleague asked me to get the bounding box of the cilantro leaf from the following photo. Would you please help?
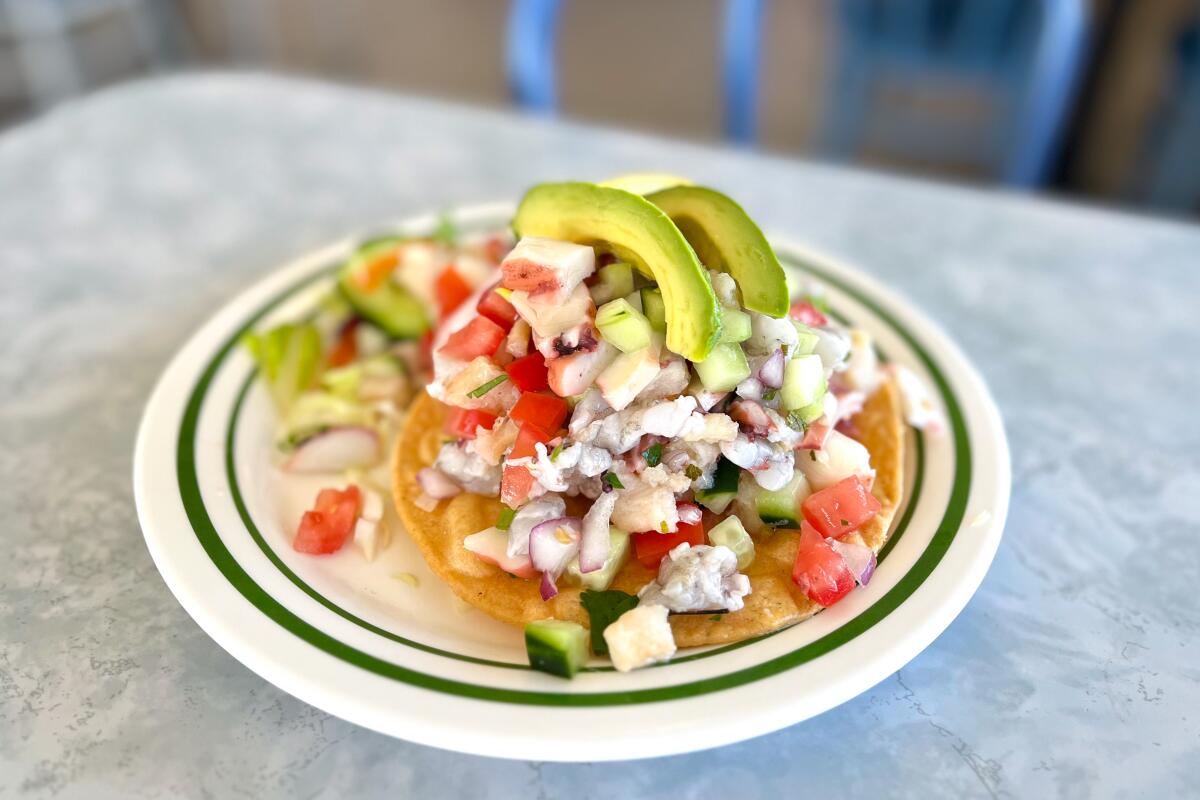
[467,374,508,398]
[603,472,624,490]
[643,442,663,467]
[496,507,516,530]
[580,589,639,655]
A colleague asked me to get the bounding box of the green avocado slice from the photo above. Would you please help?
[646,185,789,318]
[512,182,721,362]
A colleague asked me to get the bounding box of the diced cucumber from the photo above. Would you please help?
[719,307,752,343]
[640,287,667,332]
[589,261,635,306]
[796,396,826,424]
[755,469,809,527]
[707,516,755,569]
[320,354,403,400]
[791,322,820,356]
[525,620,588,678]
[337,238,430,339]
[596,298,653,353]
[566,528,630,590]
[694,342,751,392]
[696,457,739,514]
[278,391,371,448]
[781,353,826,410]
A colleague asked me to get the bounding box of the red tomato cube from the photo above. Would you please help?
[293,485,361,555]
[509,423,552,460]
[443,406,498,439]
[632,515,706,570]
[435,266,474,320]
[439,316,506,361]
[792,521,855,607]
[509,391,569,435]
[500,465,538,508]
[505,353,549,393]
[801,476,882,538]
[477,287,518,331]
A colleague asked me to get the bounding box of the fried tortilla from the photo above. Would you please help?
[392,381,905,648]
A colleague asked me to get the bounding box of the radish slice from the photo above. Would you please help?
[284,426,380,473]
[416,467,461,499]
[830,538,876,586]
[758,350,785,389]
[579,492,617,573]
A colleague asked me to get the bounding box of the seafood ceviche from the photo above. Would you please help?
[246,177,942,679]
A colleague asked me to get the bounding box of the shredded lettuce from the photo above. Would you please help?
[243,323,321,411]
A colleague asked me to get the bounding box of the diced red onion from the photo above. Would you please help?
[677,503,702,525]
[579,492,616,573]
[830,539,876,586]
[529,517,581,576]
[758,350,785,389]
[539,570,559,601]
[416,467,461,499]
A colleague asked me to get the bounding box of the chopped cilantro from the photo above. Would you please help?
[643,442,663,467]
[603,472,624,490]
[840,518,850,526]
[467,374,508,398]
[709,614,723,622]
[496,507,516,530]
[550,442,564,461]
[809,449,817,461]
[780,344,789,357]
[762,388,777,402]
[660,520,669,533]
[805,294,830,314]
[580,589,639,655]
[685,464,702,480]
[786,411,809,432]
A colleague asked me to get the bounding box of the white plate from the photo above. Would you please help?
[133,203,1009,761]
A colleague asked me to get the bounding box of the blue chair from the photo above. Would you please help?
[508,0,1087,187]
[726,0,1088,186]
[1140,18,1200,212]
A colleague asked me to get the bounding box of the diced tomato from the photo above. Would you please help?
[352,248,401,292]
[477,287,518,331]
[505,353,549,392]
[419,329,435,371]
[443,406,498,439]
[435,266,474,320]
[500,465,538,508]
[293,485,361,555]
[632,514,706,570]
[327,318,359,368]
[510,422,552,459]
[801,476,882,538]
[789,301,829,327]
[439,316,506,361]
[509,391,569,434]
[792,521,855,606]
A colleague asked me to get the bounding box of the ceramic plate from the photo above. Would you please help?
[133,203,1009,761]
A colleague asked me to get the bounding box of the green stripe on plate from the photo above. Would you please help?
[175,238,970,705]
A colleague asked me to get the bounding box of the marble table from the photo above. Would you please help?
[2,73,1196,799]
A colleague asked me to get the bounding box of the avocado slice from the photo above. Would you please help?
[646,185,789,318]
[512,182,721,362]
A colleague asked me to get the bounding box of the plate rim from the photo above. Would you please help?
[133,203,1010,759]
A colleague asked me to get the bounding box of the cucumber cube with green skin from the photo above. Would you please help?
[792,322,820,356]
[781,354,826,410]
[797,395,826,424]
[696,457,740,514]
[707,516,755,569]
[336,238,430,339]
[525,620,588,678]
[596,298,654,353]
[755,470,810,527]
[719,307,752,343]
[640,287,667,332]
[565,528,631,590]
[694,342,751,392]
[589,261,636,306]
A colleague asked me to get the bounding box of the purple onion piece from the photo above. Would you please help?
[579,492,616,573]
[758,351,785,389]
[528,517,581,576]
[830,538,877,586]
[539,571,559,601]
